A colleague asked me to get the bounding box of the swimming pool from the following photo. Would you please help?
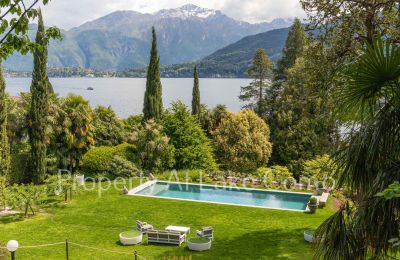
[129,181,312,211]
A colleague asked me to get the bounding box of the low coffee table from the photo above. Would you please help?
[165,225,190,240]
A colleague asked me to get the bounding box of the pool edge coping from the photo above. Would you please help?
[127,180,312,213]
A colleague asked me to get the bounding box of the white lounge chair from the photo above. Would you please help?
[136,220,153,233]
[196,226,214,240]
[147,230,186,246]
[319,192,329,207]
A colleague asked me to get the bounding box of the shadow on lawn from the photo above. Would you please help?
[154,228,310,260]
[0,213,26,224]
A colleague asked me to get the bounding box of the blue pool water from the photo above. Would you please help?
[134,182,311,211]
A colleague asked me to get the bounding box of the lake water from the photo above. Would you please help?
[5,78,250,118]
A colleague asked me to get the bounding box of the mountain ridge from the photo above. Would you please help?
[119,27,290,78]
[4,4,293,71]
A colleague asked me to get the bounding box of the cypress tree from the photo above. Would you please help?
[143,27,163,120]
[28,10,49,184]
[191,65,201,116]
[0,66,10,177]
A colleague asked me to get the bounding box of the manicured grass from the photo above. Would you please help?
[0,180,335,259]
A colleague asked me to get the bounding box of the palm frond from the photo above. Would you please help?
[336,38,400,122]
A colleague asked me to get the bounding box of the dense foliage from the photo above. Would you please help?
[314,40,400,259]
[271,54,337,174]
[199,104,227,137]
[48,95,94,173]
[0,68,10,178]
[107,155,140,179]
[93,106,126,146]
[0,0,60,59]
[163,102,216,170]
[130,119,174,172]
[301,155,335,181]
[80,143,137,175]
[274,18,306,82]
[239,48,273,117]
[213,110,272,172]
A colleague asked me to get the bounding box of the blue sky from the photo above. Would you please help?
[41,0,305,29]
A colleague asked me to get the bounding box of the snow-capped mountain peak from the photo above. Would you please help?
[155,4,218,19]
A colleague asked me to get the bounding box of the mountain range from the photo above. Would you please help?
[119,27,290,78]
[4,4,293,72]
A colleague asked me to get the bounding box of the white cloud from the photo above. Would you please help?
[41,0,305,29]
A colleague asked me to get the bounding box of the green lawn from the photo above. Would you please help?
[0,180,335,259]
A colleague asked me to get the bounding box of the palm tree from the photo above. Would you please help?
[314,39,400,259]
[49,95,94,172]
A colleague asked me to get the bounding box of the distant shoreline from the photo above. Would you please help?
[4,76,249,80]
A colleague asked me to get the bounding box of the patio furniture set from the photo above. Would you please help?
[119,220,213,251]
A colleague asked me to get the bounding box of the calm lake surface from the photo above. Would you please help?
[5,78,250,118]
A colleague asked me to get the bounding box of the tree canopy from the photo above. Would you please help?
[239,48,273,117]
[213,109,272,172]
[163,101,216,170]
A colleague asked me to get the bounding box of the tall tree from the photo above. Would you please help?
[300,0,400,80]
[239,48,272,117]
[27,10,49,184]
[143,27,163,120]
[0,66,10,177]
[213,110,272,172]
[191,65,201,116]
[268,18,307,136]
[48,95,94,173]
[271,48,337,174]
[314,39,400,260]
[163,101,216,170]
[274,18,306,81]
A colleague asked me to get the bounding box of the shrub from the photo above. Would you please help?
[10,153,29,184]
[80,143,138,175]
[163,101,216,170]
[271,165,292,184]
[123,115,143,132]
[212,110,272,172]
[0,176,8,211]
[299,176,311,188]
[309,197,318,205]
[130,119,175,172]
[301,154,335,181]
[284,177,297,189]
[108,155,140,179]
[255,167,273,186]
[93,106,126,146]
[81,146,116,174]
[114,143,139,164]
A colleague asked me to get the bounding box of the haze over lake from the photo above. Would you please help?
[5,78,250,118]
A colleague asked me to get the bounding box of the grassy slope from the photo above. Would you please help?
[0,180,335,259]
